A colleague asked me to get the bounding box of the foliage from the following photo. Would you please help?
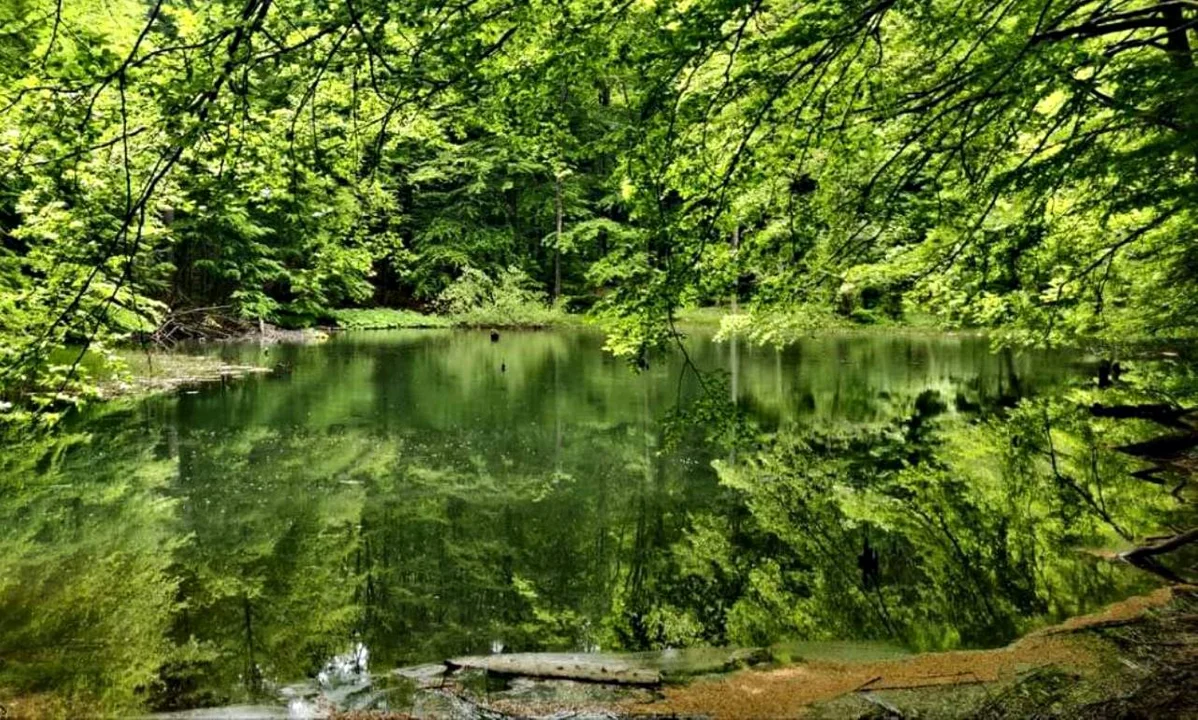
[2,0,1197,401]
[3,0,1197,710]
[327,308,452,330]
[438,266,571,328]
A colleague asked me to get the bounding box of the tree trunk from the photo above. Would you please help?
[730,224,740,313]
[729,225,741,466]
[554,173,563,301]
[1161,2,1194,69]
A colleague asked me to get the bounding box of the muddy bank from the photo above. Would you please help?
[634,587,1195,720]
[445,587,1198,720]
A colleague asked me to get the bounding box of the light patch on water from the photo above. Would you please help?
[286,698,321,719]
[317,642,369,687]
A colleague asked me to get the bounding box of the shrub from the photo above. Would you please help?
[327,308,452,330]
[438,267,569,327]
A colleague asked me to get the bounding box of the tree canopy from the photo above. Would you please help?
[1,0,1196,401]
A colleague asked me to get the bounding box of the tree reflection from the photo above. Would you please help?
[0,412,180,717]
[0,332,1190,715]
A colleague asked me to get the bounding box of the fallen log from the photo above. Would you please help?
[444,653,662,686]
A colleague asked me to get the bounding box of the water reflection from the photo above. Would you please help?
[0,329,1186,715]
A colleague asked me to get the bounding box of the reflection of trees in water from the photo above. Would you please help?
[682,391,1182,651]
[165,430,368,708]
[0,335,1191,715]
[0,415,181,715]
[353,416,697,664]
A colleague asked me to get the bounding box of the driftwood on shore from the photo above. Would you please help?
[444,653,662,686]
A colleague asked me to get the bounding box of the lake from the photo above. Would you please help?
[0,329,1171,715]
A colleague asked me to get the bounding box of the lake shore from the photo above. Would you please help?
[54,310,1198,414]
[627,586,1195,720]
[107,586,1196,720]
[325,586,1197,720]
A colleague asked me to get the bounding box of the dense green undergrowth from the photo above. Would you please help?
[326,266,576,330]
[326,308,455,330]
[326,306,577,330]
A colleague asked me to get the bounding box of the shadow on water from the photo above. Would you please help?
[0,329,1191,715]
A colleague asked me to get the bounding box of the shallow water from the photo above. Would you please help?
[0,329,1168,714]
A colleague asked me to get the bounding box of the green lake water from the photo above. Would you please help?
[0,329,1174,715]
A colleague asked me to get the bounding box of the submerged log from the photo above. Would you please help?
[444,653,662,686]
[393,662,448,687]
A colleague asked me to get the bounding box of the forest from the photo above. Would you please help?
[1,0,1195,406]
[1,0,1198,718]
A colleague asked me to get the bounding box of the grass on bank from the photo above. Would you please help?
[326,305,578,330]
[326,308,454,330]
[674,304,952,346]
[326,267,579,331]
[325,303,932,335]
